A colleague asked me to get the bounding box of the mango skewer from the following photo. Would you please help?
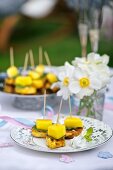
[6,47,19,78]
[39,46,43,65]
[43,89,46,119]
[10,47,14,66]
[56,97,63,124]
[44,51,51,66]
[68,95,72,117]
[29,49,35,68]
[23,53,29,71]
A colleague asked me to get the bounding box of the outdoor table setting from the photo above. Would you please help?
[0,0,113,169]
[0,52,113,170]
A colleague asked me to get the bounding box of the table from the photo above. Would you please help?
[0,78,113,170]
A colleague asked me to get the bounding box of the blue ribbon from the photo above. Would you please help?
[0,117,34,128]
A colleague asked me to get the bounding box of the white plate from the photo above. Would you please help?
[10,116,113,153]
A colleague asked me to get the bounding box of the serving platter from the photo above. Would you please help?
[0,65,60,95]
[0,66,62,110]
[0,90,58,110]
[10,116,113,153]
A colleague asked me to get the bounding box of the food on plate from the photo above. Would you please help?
[4,66,19,93]
[28,70,41,80]
[3,62,59,95]
[4,84,14,93]
[15,76,32,86]
[31,119,52,138]
[64,116,83,139]
[7,66,19,78]
[35,64,45,76]
[5,77,15,85]
[15,86,36,95]
[46,124,66,149]
[2,47,59,95]
[14,76,36,95]
[4,77,15,93]
[42,72,58,93]
[46,73,58,84]
[32,79,44,89]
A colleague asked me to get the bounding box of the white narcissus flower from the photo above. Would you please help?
[72,57,86,67]
[101,54,110,65]
[53,62,75,100]
[53,52,110,100]
[95,64,111,86]
[86,63,111,87]
[72,53,109,70]
[69,68,102,99]
[87,52,109,65]
[72,52,110,89]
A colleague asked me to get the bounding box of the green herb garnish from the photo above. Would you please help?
[32,125,47,132]
[84,127,93,142]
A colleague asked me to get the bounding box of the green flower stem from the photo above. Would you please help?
[77,91,97,117]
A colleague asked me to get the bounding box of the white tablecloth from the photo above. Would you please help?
[0,78,113,170]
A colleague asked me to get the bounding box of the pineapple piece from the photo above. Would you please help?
[36,119,52,131]
[7,66,19,78]
[48,124,66,139]
[46,73,58,83]
[15,76,32,86]
[28,71,40,80]
[32,79,43,89]
[64,116,83,128]
[15,86,36,95]
[35,64,45,75]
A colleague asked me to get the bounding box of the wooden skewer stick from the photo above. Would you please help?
[29,49,35,68]
[56,97,63,124]
[10,47,14,66]
[43,89,46,119]
[39,46,43,65]
[44,51,51,66]
[69,95,72,117]
[23,53,29,71]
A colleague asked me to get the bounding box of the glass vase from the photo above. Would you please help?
[72,88,105,121]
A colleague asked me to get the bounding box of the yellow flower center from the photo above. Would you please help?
[63,77,69,86]
[79,77,90,88]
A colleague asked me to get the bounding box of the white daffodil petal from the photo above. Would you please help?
[101,54,109,64]
[87,52,100,62]
[57,86,70,100]
[65,62,75,78]
[69,81,80,94]
[87,52,95,62]
[57,89,64,96]
[72,57,86,66]
[76,88,93,99]
[90,77,102,90]
[74,68,86,79]
[58,71,66,81]
[63,91,71,100]
[87,52,103,64]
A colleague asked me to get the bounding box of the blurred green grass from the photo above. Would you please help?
[0,16,113,72]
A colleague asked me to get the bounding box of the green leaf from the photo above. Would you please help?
[32,125,47,132]
[84,127,93,142]
[86,127,93,136]
[84,136,92,142]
